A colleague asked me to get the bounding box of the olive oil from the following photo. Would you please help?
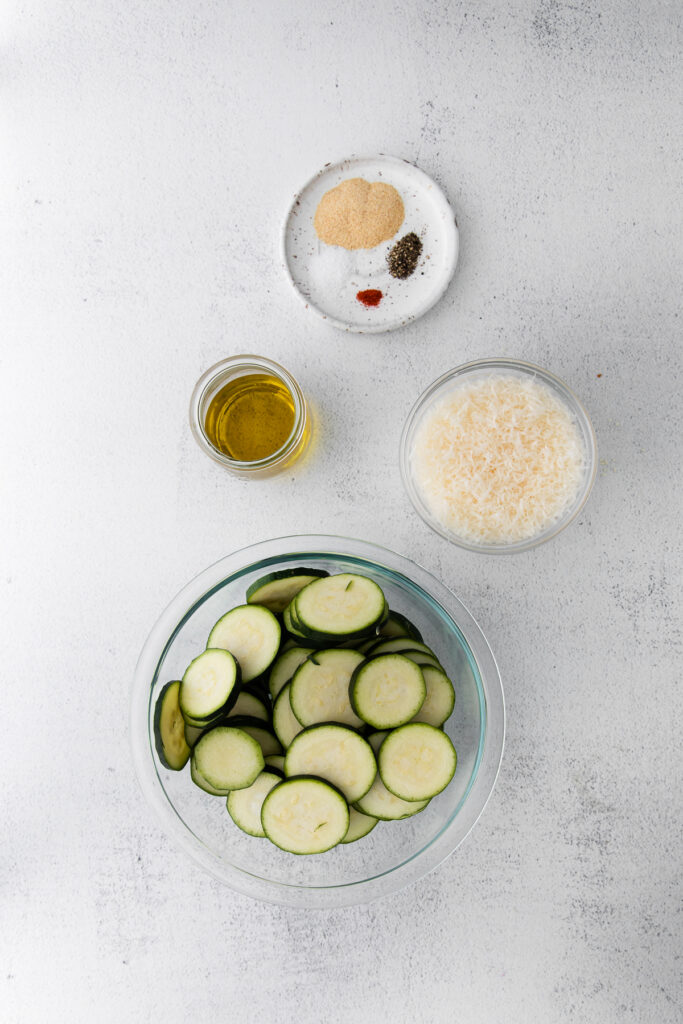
[204,373,296,462]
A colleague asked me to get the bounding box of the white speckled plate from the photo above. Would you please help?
[282,155,459,334]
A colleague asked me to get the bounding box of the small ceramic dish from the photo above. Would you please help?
[282,155,459,334]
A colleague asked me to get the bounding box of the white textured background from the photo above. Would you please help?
[2,1,682,1022]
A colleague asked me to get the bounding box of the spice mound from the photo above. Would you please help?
[388,232,423,279]
[410,376,585,545]
[314,177,404,250]
[356,289,383,307]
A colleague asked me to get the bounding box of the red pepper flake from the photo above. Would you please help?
[356,289,383,307]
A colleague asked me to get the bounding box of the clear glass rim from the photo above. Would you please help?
[188,354,307,470]
[400,357,598,554]
[130,534,505,908]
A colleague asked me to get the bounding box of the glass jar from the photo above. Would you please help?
[189,355,310,478]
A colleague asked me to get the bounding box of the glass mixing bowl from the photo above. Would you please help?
[400,358,597,554]
[130,535,505,907]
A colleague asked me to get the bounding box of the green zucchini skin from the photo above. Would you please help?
[246,568,329,613]
[154,681,191,771]
[378,610,424,643]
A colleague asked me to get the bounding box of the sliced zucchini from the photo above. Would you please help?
[378,723,456,801]
[207,604,281,682]
[225,688,270,723]
[226,770,282,837]
[268,646,315,700]
[284,724,376,803]
[272,682,304,749]
[184,719,219,748]
[227,717,283,757]
[378,610,423,643]
[410,667,455,727]
[401,652,445,672]
[293,574,386,639]
[341,807,379,844]
[349,654,426,729]
[353,776,430,821]
[366,638,437,659]
[190,756,230,796]
[153,681,191,770]
[289,649,365,729]
[247,568,329,614]
[179,649,240,721]
[193,726,264,791]
[261,777,350,855]
[264,754,286,776]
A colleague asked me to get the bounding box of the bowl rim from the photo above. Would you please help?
[130,534,505,908]
[280,153,459,334]
[400,357,598,554]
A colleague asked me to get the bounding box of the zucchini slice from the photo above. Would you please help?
[289,649,365,729]
[207,604,281,682]
[246,568,329,614]
[227,717,283,757]
[378,610,423,643]
[272,682,304,749]
[264,754,286,776]
[353,776,430,821]
[225,688,270,723]
[284,724,377,803]
[153,681,191,771]
[190,756,230,796]
[378,723,456,801]
[261,777,350,855]
[268,645,315,699]
[409,667,455,727]
[341,807,379,844]
[293,574,386,639]
[349,654,426,729]
[365,638,437,659]
[193,726,265,791]
[226,770,282,837]
[179,649,240,722]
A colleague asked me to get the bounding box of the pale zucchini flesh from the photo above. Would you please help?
[284,724,377,803]
[261,777,350,855]
[268,646,315,700]
[193,726,265,791]
[341,807,379,844]
[272,682,304,749]
[227,717,283,757]
[293,574,386,638]
[289,649,365,729]
[225,689,270,723]
[409,667,456,727]
[207,604,281,682]
[190,756,230,796]
[246,568,329,613]
[226,770,282,837]
[378,723,457,801]
[154,681,191,771]
[353,776,430,821]
[179,649,239,721]
[350,654,426,729]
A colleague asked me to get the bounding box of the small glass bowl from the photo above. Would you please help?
[400,358,597,554]
[189,355,310,478]
[130,535,505,908]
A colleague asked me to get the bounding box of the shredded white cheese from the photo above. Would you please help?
[410,375,585,544]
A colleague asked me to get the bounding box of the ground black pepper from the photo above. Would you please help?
[387,232,423,279]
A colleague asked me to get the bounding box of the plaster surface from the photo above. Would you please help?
[2,2,681,1022]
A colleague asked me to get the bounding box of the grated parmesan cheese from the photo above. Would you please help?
[410,375,586,544]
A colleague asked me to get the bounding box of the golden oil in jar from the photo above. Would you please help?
[203,373,296,462]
